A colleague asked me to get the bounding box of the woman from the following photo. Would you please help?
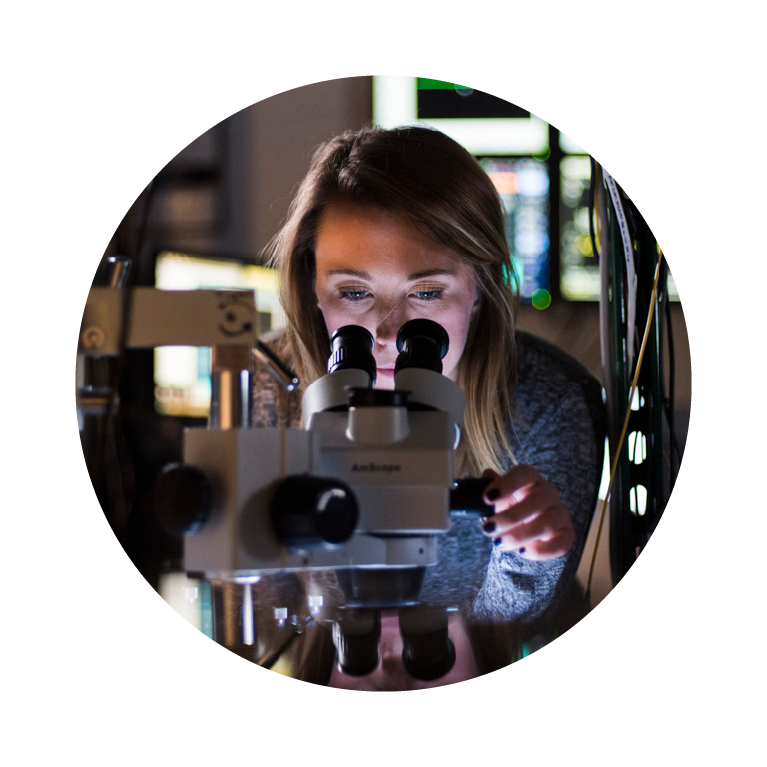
[252,125,605,686]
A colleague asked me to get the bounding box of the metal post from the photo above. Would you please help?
[209,346,253,430]
[208,345,254,650]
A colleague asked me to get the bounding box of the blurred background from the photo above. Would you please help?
[90,75,690,631]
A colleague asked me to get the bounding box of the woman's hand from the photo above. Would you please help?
[480,465,575,561]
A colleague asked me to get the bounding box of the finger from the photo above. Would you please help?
[495,525,575,560]
[483,464,545,507]
[483,506,572,548]
[487,481,562,521]
[516,527,576,560]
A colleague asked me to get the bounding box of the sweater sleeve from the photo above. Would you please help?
[470,333,606,628]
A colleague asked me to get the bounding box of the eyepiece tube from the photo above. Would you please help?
[394,319,449,375]
[328,325,376,386]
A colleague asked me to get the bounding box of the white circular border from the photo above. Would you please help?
[6,3,762,763]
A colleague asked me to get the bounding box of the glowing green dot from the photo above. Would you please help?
[531,288,551,310]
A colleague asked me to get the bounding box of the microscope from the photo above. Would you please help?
[79,280,491,679]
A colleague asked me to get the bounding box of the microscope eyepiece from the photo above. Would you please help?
[332,610,381,677]
[328,325,376,385]
[401,627,456,682]
[394,319,449,375]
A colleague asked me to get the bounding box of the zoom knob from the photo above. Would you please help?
[154,463,213,537]
[271,475,358,548]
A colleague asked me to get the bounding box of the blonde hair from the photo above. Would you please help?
[265,126,518,475]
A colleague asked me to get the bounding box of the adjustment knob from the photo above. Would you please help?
[154,463,213,536]
[271,475,358,548]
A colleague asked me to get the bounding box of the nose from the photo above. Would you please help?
[373,298,408,352]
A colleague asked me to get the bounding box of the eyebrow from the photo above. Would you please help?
[326,268,459,280]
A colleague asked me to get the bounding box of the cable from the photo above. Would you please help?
[664,268,682,485]
[586,247,664,600]
[588,157,600,263]
[603,171,638,374]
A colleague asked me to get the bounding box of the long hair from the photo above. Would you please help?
[265,125,518,475]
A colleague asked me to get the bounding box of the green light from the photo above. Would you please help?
[532,147,551,162]
[416,77,469,90]
[531,288,552,310]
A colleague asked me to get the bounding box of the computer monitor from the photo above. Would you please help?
[478,157,551,306]
[559,155,598,301]
[373,76,552,304]
[374,77,550,303]
[373,76,550,155]
[373,76,678,305]
[153,251,285,417]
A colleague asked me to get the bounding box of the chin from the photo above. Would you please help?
[374,367,396,390]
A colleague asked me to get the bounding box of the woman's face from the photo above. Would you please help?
[314,203,479,389]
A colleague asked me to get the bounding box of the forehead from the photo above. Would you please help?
[314,202,465,276]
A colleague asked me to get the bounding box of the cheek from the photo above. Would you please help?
[316,297,345,337]
[440,308,475,375]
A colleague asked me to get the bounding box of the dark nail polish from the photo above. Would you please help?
[493,538,503,547]
[486,488,500,502]
[482,520,496,534]
[518,547,526,554]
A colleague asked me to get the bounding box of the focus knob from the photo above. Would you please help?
[271,475,358,548]
[154,463,213,537]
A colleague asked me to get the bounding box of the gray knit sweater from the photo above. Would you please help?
[250,331,605,635]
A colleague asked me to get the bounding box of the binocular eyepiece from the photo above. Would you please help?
[394,318,449,375]
[329,319,449,384]
[332,607,457,682]
[328,325,377,383]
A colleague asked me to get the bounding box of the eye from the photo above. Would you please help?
[339,287,371,301]
[411,288,444,301]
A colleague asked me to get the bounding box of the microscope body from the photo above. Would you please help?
[182,363,464,581]
[79,280,486,676]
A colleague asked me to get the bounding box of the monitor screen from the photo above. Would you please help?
[559,155,599,301]
[153,251,285,417]
[373,76,678,305]
[373,75,549,155]
[414,78,530,120]
[479,157,551,306]
[373,76,552,305]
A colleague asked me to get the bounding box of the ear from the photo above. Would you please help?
[471,288,481,319]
